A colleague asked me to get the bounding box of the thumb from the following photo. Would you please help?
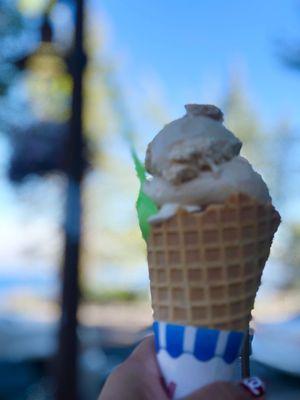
[184,380,265,400]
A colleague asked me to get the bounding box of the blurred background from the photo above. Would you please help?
[0,0,300,399]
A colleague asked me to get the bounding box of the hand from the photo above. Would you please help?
[99,335,264,399]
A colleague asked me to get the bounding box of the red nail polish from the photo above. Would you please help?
[240,376,266,397]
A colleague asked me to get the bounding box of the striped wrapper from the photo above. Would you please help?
[153,321,245,399]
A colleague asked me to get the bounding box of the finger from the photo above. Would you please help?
[128,335,161,376]
[130,335,156,361]
[127,336,170,399]
[184,380,265,400]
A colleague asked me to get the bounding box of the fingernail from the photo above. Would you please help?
[240,376,266,397]
[160,377,176,399]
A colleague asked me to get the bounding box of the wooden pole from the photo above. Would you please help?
[56,1,86,399]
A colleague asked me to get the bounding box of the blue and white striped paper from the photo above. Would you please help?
[153,321,245,399]
[153,321,244,363]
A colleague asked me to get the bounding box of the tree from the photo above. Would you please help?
[221,72,295,208]
[1,0,147,298]
[221,72,299,287]
[275,25,300,274]
[0,0,34,131]
[222,73,266,171]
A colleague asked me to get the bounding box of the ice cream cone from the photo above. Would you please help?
[147,193,281,331]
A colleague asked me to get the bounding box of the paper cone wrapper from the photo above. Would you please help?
[147,193,281,331]
[154,321,245,399]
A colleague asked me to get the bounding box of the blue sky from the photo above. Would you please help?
[99,0,300,127]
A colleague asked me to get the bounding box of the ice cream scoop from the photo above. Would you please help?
[145,104,242,185]
[144,104,271,222]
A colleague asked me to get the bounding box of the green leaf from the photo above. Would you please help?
[131,148,146,183]
[136,189,158,241]
[131,148,158,241]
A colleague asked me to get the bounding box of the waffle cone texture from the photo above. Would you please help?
[147,193,281,331]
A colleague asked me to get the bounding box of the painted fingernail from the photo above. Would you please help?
[160,377,176,399]
[240,376,266,397]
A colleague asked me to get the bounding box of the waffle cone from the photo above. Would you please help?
[147,193,281,331]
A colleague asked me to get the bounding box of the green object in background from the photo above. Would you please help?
[115,95,158,241]
[131,149,158,241]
